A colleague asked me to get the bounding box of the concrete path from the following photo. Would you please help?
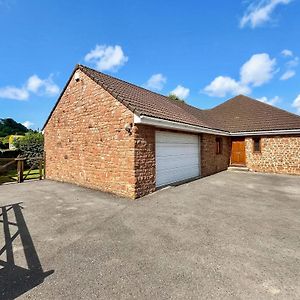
[0,171,299,299]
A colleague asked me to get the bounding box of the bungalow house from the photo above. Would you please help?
[43,65,300,199]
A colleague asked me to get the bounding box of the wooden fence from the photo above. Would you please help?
[0,157,44,184]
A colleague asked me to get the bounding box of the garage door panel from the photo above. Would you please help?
[156,144,198,157]
[156,131,200,187]
[157,164,200,176]
[156,156,199,169]
[157,143,198,148]
[156,131,198,144]
[157,166,199,186]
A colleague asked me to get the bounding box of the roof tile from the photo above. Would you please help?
[47,65,300,134]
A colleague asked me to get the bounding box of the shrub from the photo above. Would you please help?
[0,136,9,149]
[8,135,24,150]
[14,132,44,167]
[0,149,20,158]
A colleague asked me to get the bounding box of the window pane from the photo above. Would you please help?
[253,138,260,152]
[216,138,222,154]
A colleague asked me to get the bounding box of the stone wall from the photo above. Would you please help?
[44,69,243,198]
[44,70,137,198]
[201,134,231,177]
[134,125,156,198]
[245,136,300,175]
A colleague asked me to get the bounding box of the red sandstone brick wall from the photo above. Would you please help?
[245,136,300,175]
[133,125,156,198]
[201,134,231,177]
[44,70,234,198]
[44,70,137,198]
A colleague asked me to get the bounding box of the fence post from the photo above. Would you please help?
[39,159,43,180]
[43,151,46,179]
[16,158,25,183]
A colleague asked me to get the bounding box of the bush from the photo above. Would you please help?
[14,132,44,167]
[0,149,20,158]
[0,136,9,149]
[8,135,24,150]
[0,139,5,149]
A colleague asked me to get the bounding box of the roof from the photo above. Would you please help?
[43,64,300,134]
[209,95,300,132]
[77,65,216,130]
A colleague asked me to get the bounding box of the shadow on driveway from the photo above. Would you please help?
[0,202,53,300]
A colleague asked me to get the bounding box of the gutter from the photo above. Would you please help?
[230,129,300,136]
[133,114,229,136]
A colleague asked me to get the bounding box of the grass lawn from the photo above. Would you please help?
[0,169,42,184]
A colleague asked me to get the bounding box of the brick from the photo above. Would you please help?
[245,136,300,175]
[44,70,299,199]
[44,70,136,198]
[201,134,231,177]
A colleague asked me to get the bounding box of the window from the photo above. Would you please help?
[253,137,261,153]
[216,137,222,154]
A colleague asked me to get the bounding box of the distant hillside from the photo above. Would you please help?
[0,118,28,137]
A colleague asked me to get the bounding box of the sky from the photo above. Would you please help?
[0,0,300,130]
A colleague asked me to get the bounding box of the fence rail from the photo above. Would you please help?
[0,157,44,184]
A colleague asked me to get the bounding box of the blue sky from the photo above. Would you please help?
[0,0,299,130]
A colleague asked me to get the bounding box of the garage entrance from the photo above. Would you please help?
[155,131,200,187]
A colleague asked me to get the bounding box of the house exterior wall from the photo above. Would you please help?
[134,125,156,198]
[245,136,300,175]
[134,130,231,194]
[44,71,233,199]
[44,70,137,198]
[201,134,231,177]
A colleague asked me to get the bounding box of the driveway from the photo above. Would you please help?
[0,171,299,299]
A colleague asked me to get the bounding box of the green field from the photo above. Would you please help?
[0,169,42,184]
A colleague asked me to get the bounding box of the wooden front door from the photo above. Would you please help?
[231,140,246,165]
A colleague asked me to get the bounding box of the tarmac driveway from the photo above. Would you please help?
[0,171,299,299]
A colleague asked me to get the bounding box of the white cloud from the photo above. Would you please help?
[170,85,190,99]
[26,75,43,93]
[240,53,276,87]
[0,74,59,101]
[280,51,298,80]
[286,56,299,68]
[22,121,34,129]
[280,69,296,80]
[292,94,300,114]
[281,49,293,57]
[204,53,276,98]
[257,95,280,106]
[27,74,59,96]
[0,86,29,100]
[84,44,128,72]
[144,73,167,91]
[204,76,250,98]
[240,0,291,28]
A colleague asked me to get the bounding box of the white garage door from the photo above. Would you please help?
[156,131,200,187]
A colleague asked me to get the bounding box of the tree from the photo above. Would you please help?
[13,132,44,167]
[0,118,28,137]
[168,94,185,103]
